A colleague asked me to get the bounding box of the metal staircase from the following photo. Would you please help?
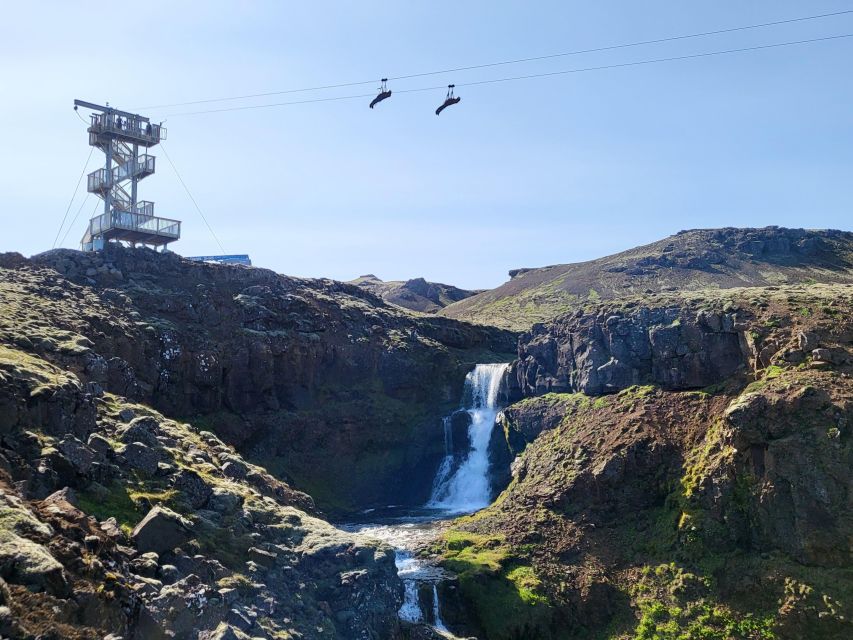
[75,99,179,252]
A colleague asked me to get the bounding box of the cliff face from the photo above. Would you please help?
[0,292,401,637]
[514,305,749,397]
[437,283,853,640]
[441,227,853,330]
[0,246,514,639]
[18,246,514,512]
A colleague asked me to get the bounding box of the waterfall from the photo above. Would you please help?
[428,363,508,513]
[432,583,448,632]
[429,416,454,497]
[348,363,509,637]
[398,577,423,623]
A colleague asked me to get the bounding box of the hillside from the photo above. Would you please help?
[350,274,481,313]
[440,227,853,330]
[430,282,853,639]
[1,239,851,639]
[0,246,514,639]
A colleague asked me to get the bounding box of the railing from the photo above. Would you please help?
[88,113,166,143]
[134,201,155,216]
[88,168,109,193]
[87,156,156,192]
[114,155,156,182]
[87,211,181,239]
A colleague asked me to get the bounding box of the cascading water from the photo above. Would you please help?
[428,362,509,513]
[343,363,509,639]
[429,416,454,496]
[432,583,449,632]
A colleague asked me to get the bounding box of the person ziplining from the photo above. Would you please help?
[369,79,392,108]
[435,85,461,116]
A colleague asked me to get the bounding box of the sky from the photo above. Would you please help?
[1,1,851,289]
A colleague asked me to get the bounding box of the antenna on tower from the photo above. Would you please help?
[74,100,181,252]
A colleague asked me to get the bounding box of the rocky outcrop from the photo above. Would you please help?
[3,245,515,512]
[441,227,853,330]
[350,274,481,314]
[515,305,751,397]
[131,506,194,554]
[0,339,403,639]
[445,283,853,639]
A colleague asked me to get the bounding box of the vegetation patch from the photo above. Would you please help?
[630,563,775,639]
[430,530,555,640]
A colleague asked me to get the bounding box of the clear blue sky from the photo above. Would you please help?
[2,1,851,289]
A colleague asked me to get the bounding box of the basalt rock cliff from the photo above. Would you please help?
[18,246,514,513]
[0,245,514,639]
[432,283,852,640]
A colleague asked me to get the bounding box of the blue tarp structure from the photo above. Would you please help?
[186,254,252,266]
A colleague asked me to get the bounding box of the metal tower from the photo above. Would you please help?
[74,99,181,252]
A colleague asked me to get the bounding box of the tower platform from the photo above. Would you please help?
[83,211,181,250]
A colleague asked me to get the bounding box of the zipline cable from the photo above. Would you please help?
[59,195,94,248]
[54,146,94,249]
[159,141,226,253]
[164,32,853,117]
[136,9,853,111]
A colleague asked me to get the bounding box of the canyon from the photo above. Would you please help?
[0,226,850,639]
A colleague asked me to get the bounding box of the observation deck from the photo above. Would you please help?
[87,112,166,149]
[82,210,181,251]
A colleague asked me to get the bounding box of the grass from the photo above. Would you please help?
[630,563,776,640]
[430,531,555,640]
[76,483,142,535]
[76,480,180,536]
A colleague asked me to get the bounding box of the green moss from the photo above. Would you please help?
[630,563,776,640]
[764,365,784,380]
[742,379,767,395]
[431,531,556,640]
[77,483,142,533]
[618,385,657,404]
[77,480,179,535]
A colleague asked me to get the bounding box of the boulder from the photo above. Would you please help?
[118,416,161,447]
[221,458,249,480]
[159,564,179,585]
[87,433,114,457]
[131,506,193,555]
[120,442,161,476]
[173,469,213,509]
[57,436,96,475]
[130,551,160,578]
[0,495,69,597]
[207,487,243,514]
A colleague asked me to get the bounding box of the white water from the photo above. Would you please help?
[428,363,508,513]
[399,575,423,623]
[432,583,448,632]
[343,519,451,625]
[343,363,509,639]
